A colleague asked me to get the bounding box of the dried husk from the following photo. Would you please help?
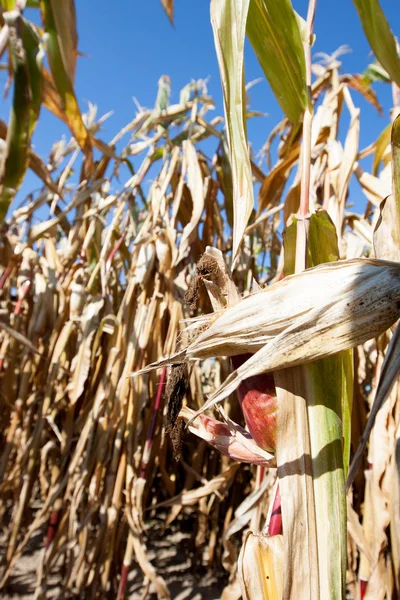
[138,258,400,416]
[238,531,284,599]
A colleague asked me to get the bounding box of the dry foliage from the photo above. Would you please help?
[1,1,400,599]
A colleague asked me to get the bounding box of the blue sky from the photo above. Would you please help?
[1,0,400,211]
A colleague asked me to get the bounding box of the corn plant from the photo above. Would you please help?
[0,0,400,599]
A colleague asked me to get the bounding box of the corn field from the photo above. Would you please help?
[1,0,400,598]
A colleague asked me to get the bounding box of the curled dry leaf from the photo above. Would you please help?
[347,321,400,488]
[180,406,274,466]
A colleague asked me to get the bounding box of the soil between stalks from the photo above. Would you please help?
[0,515,229,599]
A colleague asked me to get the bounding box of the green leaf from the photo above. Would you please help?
[40,0,91,159]
[352,0,400,87]
[392,115,400,226]
[246,0,309,122]
[0,0,16,9]
[362,60,391,85]
[0,12,43,223]
[373,123,391,176]
[50,0,78,83]
[210,0,254,261]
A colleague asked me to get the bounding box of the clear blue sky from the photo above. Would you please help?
[1,0,400,209]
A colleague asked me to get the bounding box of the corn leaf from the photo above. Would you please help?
[160,0,173,24]
[40,0,91,158]
[352,0,400,87]
[0,12,43,223]
[348,321,400,488]
[50,0,78,83]
[246,0,309,123]
[392,115,400,235]
[140,258,400,378]
[373,123,391,176]
[0,0,16,9]
[210,0,254,262]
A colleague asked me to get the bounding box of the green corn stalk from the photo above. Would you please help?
[391,115,400,244]
[282,209,352,598]
[0,12,43,223]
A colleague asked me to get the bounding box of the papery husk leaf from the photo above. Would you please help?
[246,0,309,123]
[352,0,400,87]
[138,258,400,386]
[238,531,284,600]
[210,0,254,261]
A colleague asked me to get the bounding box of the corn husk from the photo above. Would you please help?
[137,258,400,417]
[238,531,284,599]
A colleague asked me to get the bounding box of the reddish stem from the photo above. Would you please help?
[117,564,129,600]
[140,366,167,479]
[360,578,368,600]
[14,280,31,316]
[106,232,127,272]
[267,484,282,536]
[45,509,60,549]
[0,263,14,290]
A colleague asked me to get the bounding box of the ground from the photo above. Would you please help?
[0,518,229,599]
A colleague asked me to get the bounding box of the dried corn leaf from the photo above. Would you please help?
[373,195,400,262]
[176,140,204,264]
[67,297,104,405]
[160,0,173,24]
[348,322,400,488]
[152,463,239,508]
